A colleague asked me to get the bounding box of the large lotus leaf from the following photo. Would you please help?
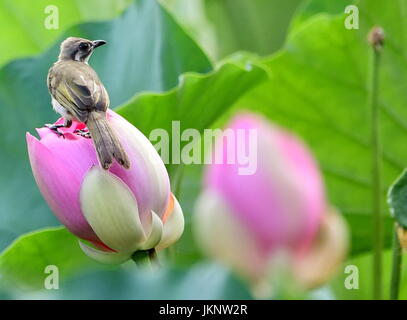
[0,227,251,299]
[331,249,407,300]
[204,0,303,59]
[0,0,132,67]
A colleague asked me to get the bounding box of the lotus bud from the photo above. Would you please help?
[194,113,348,291]
[26,110,184,264]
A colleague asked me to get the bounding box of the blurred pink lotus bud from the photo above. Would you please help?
[27,110,184,264]
[194,113,347,291]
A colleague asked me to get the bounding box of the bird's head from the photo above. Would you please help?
[58,37,107,63]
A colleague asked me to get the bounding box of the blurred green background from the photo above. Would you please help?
[1,0,407,299]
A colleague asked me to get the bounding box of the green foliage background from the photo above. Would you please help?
[1,0,406,299]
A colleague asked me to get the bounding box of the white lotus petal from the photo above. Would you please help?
[139,211,163,250]
[293,207,349,289]
[194,189,267,281]
[79,241,131,264]
[80,167,146,252]
[156,195,184,251]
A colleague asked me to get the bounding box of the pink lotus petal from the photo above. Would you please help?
[38,126,98,179]
[107,110,170,227]
[26,132,99,242]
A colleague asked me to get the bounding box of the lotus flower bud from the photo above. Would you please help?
[194,113,347,291]
[26,110,184,264]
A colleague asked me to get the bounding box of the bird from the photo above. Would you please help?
[47,37,130,170]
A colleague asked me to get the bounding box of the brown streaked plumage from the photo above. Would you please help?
[47,37,130,170]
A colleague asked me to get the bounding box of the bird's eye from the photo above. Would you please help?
[79,42,90,50]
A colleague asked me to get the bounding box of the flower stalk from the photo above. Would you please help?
[131,249,160,269]
[131,250,151,267]
[368,26,384,300]
[390,224,402,300]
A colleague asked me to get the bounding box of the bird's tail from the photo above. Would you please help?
[86,111,130,170]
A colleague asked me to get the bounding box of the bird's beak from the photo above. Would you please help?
[92,40,107,48]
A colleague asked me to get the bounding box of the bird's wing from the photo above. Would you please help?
[50,63,109,122]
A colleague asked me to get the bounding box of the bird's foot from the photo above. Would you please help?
[44,124,65,138]
[74,129,91,139]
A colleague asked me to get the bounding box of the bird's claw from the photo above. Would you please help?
[44,124,65,138]
[74,129,91,139]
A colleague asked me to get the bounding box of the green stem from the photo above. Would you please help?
[390,225,402,300]
[131,249,161,269]
[131,250,150,267]
[368,27,384,300]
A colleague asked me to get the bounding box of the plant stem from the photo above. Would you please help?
[132,249,161,269]
[368,26,384,300]
[390,225,403,300]
[131,250,150,267]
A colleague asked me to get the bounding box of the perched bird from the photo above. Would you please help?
[47,37,130,170]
